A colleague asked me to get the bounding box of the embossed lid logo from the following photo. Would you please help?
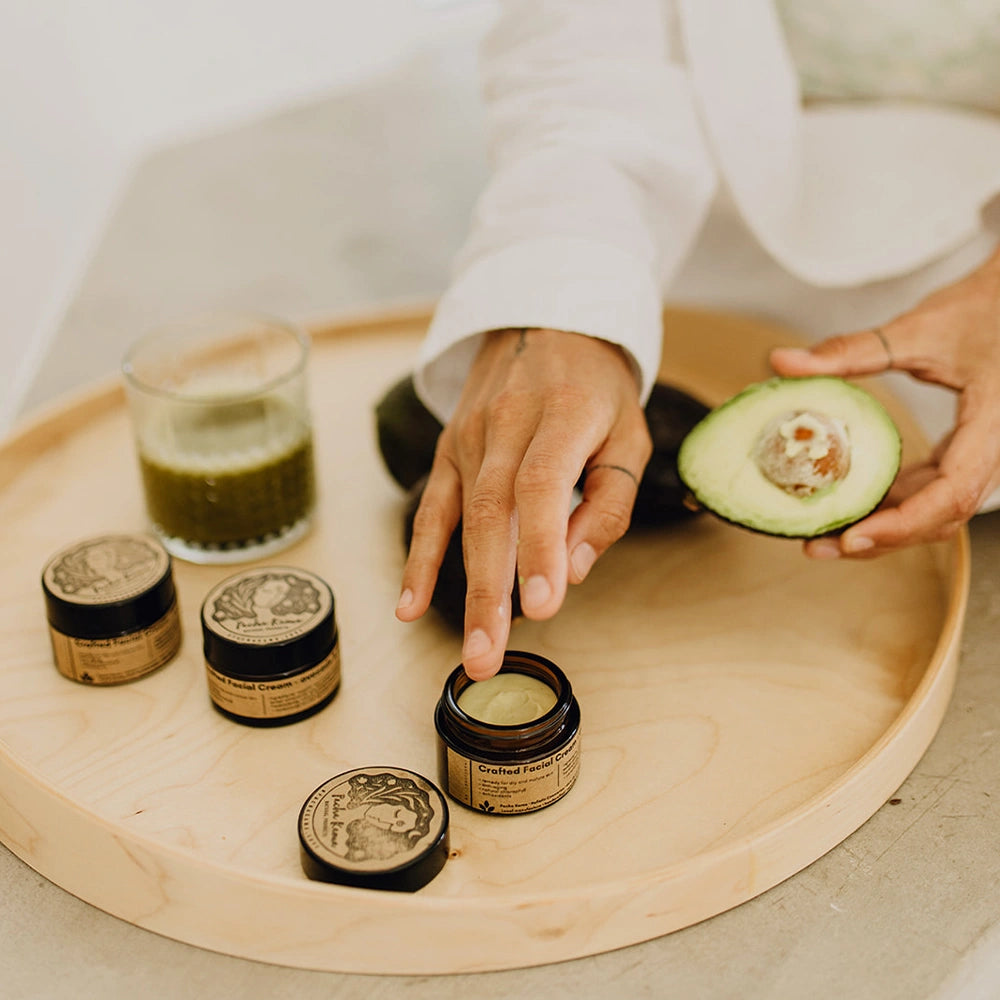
[44,535,168,605]
[203,567,331,645]
[301,768,443,873]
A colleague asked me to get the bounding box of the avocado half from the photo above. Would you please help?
[677,376,901,538]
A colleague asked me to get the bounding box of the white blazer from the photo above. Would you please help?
[415,0,1000,421]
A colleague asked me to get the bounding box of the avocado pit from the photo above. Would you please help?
[753,409,850,498]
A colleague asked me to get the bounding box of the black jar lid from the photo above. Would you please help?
[201,566,336,677]
[42,533,177,639]
[298,766,450,892]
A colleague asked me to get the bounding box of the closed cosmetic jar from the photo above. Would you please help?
[41,532,181,685]
[200,565,340,726]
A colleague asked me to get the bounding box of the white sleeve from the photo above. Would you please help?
[415,0,718,422]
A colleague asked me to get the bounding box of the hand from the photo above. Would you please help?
[770,243,1000,559]
[396,328,652,679]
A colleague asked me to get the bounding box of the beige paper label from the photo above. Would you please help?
[206,643,340,720]
[202,567,332,646]
[49,601,182,685]
[444,730,581,814]
[299,767,447,874]
[44,534,170,605]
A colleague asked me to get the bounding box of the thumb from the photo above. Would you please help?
[770,328,894,378]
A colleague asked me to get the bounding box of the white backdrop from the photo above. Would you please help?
[0,0,494,433]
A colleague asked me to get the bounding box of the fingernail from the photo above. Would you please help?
[396,588,413,612]
[463,628,492,660]
[809,538,842,560]
[521,574,552,611]
[844,535,875,554]
[773,347,812,360]
[571,542,597,580]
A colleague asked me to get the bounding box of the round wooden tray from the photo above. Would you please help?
[0,305,968,974]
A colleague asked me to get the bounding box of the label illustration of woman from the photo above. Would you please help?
[321,770,436,866]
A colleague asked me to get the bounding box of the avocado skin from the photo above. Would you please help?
[403,476,524,632]
[375,374,443,491]
[629,382,710,528]
[379,374,708,630]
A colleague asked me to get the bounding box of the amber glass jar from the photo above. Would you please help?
[434,651,581,815]
[200,566,340,727]
[41,532,182,685]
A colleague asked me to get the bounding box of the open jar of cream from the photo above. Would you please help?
[434,651,581,815]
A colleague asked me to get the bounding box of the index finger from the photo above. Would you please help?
[457,450,523,680]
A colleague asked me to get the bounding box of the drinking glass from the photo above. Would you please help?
[122,314,316,564]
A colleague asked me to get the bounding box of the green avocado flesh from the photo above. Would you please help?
[677,376,901,538]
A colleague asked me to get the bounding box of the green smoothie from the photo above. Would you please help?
[137,397,315,548]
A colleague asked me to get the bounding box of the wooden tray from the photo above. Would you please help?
[0,305,968,974]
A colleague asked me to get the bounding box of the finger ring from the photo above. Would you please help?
[872,327,894,368]
[585,463,639,486]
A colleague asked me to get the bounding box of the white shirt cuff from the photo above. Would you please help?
[414,235,664,422]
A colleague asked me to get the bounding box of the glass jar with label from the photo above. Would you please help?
[200,566,340,726]
[41,532,182,685]
[434,651,581,815]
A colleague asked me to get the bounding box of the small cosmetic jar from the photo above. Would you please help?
[298,765,450,892]
[200,565,340,726]
[41,532,182,685]
[434,650,581,815]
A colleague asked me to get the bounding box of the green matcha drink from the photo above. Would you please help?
[123,315,317,564]
[138,396,315,551]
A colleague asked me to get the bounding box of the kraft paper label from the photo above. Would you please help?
[202,567,332,646]
[299,766,447,874]
[444,730,581,814]
[48,601,181,685]
[206,644,340,720]
[43,534,169,606]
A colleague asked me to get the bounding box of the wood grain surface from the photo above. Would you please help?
[0,305,968,974]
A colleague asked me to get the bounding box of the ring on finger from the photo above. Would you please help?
[872,327,894,368]
[585,463,639,487]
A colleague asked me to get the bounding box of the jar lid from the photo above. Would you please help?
[298,766,450,892]
[42,533,177,638]
[201,566,336,676]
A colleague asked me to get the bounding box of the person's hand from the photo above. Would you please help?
[770,243,1000,559]
[396,328,652,680]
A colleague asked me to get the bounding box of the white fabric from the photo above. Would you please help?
[415,0,1000,486]
[776,0,1000,114]
[415,0,718,413]
[679,0,1000,287]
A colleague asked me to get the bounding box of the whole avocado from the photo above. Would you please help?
[375,373,708,522]
[628,381,710,528]
[374,374,443,491]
